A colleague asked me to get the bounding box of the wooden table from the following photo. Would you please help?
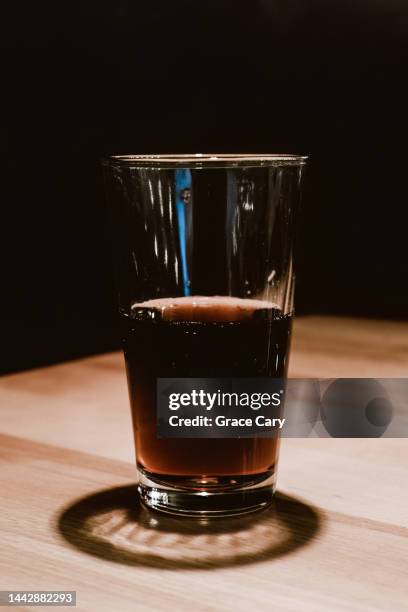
[1,316,407,611]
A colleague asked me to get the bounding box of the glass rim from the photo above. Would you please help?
[102,153,308,169]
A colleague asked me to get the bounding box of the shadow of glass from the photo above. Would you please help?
[57,486,322,570]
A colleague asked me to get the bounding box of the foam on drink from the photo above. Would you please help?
[133,295,280,322]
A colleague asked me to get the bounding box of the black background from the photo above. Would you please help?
[1,1,407,374]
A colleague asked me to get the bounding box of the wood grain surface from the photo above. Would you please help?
[0,316,407,611]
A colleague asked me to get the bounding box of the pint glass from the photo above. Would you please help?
[103,154,307,516]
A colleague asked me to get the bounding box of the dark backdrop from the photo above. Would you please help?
[2,1,407,374]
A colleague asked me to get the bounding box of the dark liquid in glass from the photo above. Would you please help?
[122,297,292,481]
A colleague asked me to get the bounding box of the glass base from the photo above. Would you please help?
[137,466,276,517]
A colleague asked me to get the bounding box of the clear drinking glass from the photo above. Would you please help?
[103,154,307,516]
